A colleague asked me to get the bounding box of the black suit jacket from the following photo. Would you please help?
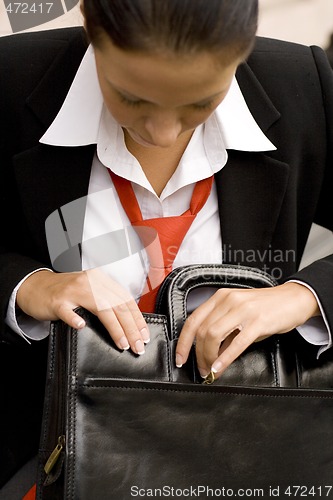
[1,27,333,482]
[1,27,333,332]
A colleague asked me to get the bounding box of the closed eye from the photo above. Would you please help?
[192,100,214,111]
[119,94,145,107]
[117,87,219,111]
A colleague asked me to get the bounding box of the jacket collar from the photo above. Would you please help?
[26,29,89,129]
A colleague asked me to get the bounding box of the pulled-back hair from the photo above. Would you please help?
[83,0,258,58]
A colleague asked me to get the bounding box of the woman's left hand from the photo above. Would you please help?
[175,282,320,379]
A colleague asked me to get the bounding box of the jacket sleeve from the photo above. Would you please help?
[288,45,333,337]
[0,28,86,340]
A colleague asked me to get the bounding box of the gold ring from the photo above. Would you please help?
[202,371,215,385]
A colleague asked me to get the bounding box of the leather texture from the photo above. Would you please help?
[36,265,333,499]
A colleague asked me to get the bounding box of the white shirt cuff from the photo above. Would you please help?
[5,268,52,342]
[288,279,332,356]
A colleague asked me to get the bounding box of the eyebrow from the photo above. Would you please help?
[111,82,226,106]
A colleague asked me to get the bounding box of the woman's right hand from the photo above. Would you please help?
[16,269,150,355]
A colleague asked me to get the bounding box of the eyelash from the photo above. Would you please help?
[119,94,143,107]
[118,94,214,111]
[192,101,214,111]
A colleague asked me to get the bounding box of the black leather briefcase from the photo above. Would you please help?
[36,265,333,500]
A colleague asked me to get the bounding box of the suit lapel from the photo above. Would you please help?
[216,60,290,272]
[13,28,91,267]
[26,28,88,128]
[13,144,95,265]
[236,59,281,132]
[215,151,290,269]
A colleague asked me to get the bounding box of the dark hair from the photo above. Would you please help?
[83,0,258,58]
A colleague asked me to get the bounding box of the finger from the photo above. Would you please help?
[218,329,241,356]
[57,303,86,330]
[113,299,150,351]
[176,298,216,369]
[199,314,244,371]
[195,334,218,379]
[97,307,131,350]
[100,299,149,355]
[83,268,150,353]
[195,322,242,379]
[194,311,227,377]
[128,302,151,344]
[211,326,257,377]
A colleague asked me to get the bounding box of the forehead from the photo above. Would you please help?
[94,38,240,107]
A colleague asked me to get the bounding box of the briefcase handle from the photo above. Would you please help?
[155,264,277,340]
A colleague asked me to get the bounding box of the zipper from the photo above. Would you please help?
[40,321,68,488]
[44,435,66,475]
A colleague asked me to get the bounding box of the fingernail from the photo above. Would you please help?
[74,318,85,329]
[135,339,145,355]
[119,336,130,350]
[199,370,209,379]
[140,327,150,344]
[211,360,223,374]
[175,353,183,368]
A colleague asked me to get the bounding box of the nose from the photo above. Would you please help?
[144,112,182,148]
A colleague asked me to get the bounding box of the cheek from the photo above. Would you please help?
[182,109,216,130]
[98,80,137,127]
[102,96,136,127]
[108,105,130,126]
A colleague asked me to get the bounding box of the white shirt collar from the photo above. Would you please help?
[40,44,276,154]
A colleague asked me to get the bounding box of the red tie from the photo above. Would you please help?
[109,170,214,312]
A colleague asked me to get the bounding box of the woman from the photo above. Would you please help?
[1,0,333,485]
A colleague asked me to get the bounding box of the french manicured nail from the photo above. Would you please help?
[199,370,209,379]
[119,336,130,350]
[140,327,150,344]
[135,339,145,355]
[175,353,183,368]
[74,318,85,329]
[211,361,223,374]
